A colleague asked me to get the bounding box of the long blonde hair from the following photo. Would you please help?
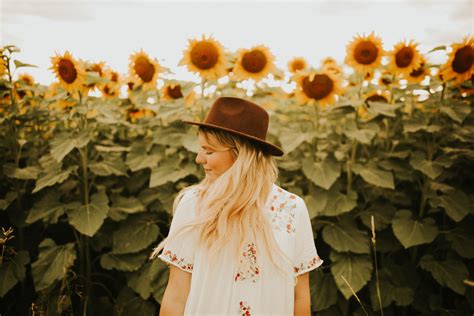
[150,127,293,280]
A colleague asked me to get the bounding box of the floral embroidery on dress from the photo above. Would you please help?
[160,249,194,272]
[267,187,297,234]
[293,256,323,274]
[239,301,252,316]
[234,242,260,283]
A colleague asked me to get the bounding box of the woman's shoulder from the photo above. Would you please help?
[270,183,306,209]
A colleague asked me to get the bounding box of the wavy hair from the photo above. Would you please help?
[150,126,293,281]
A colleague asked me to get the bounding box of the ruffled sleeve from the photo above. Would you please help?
[292,197,323,276]
[157,189,198,273]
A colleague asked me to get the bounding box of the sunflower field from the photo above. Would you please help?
[0,34,473,315]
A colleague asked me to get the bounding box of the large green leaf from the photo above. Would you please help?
[3,164,40,180]
[149,160,198,188]
[319,188,358,217]
[440,100,471,123]
[50,133,77,163]
[112,215,159,254]
[115,286,156,316]
[31,239,76,291]
[0,192,17,211]
[89,157,127,176]
[392,210,438,248]
[438,190,471,222]
[25,192,66,224]
[302,157,341,190]
[409,151,443,180]
[420,255,468,295]
[352,163,395,189]
[127,259,168,300]
[100,251,148,272]
[445,219,474,259]
[330,251,373,299]
[344,128,377,144]
[279,128,310,153]
[0,251,30,297]
[359,202,397,231]
[67,188,109,237]
[33,155,77,193]
[311,270,338,312]
[126,143,163,172]
[110,194,145,214]
[322,217,370,254]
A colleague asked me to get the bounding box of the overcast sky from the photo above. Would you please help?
[0,0,472,85]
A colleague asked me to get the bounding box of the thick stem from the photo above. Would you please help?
[346,141,357,193]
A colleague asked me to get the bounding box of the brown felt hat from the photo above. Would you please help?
[182,96,284,156]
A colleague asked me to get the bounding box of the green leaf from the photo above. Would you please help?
[330,251,373,299]
[149,160,198,188]
[359,202,397,231]
[438,190,470,222]
[367,101,402,117]
[110,194,145,214]
[420,255,468,295]
[0,192,17,211]
[445,219,474,259]
[33,154,77,193]
[392,210,438,248]
[0,251,30,297]
[322,217,370,254]
[89,158,127,176]
[311,270,338,311]
[3,164,40,180]
[115,286,156,316]
[302,157,341,190]
[440,100,471,123]
[31,239,76,291]
[353,163,395,189]
[26,192,66,224]
[13,60,38,68]
[344,128,377,144]
[428,45,446,53]
[409,152,443,180]
[279,128,309,153]
[127,259,168,300]
[100,251,148,272]
[126,143,162,172]
[67,188,109,237]
[319,188,358,217]
[112,215,159,254]
[50,133,77,163]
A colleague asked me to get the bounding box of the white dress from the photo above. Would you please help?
[158,183,323,316]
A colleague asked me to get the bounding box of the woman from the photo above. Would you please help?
[150,97,323,315]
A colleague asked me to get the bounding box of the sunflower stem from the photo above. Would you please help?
[371,215,384,315]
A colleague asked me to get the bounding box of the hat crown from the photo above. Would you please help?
[204,97,269,140]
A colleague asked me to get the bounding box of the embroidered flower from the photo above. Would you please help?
[160,250,194,272]
[293,256,323,274]
[235,243,260,283]
[267,188,297,234]
[239,301,252,316]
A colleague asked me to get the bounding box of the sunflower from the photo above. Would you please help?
[85,61,106,90]
[364,90,390,105]
[321,57,338,66]
[0,50,6,77]
[18,73,35,86]
[232,45,277,81]
[440,36,473,85]
[50,51,86,95]
[100,69,121,99]
[294,70,343,107]
[378,70,395,86]
[128,108,155,123]
[345,32,384,74]
[321,58,343,78]
[129,50,165,90]
[406,56,429,84]
[387,40,422,77]
[287,57,307,73]
[179,35,228,81]
[161,83,184,100]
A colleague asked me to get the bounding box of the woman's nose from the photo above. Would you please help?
[195,150,205,165]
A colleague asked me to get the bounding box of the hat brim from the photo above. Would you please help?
[182,120,284,156]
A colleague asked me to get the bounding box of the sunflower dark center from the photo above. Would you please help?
[134,56,155,83]
[58,59,77,84]
[167,85,183,99]
[410,63,425,77]
[302,74,334,100]
[395,46,414,68]
[452,45,473,74]
[242,50,267,73]
[354,41,379,65]
[191,42,219,70]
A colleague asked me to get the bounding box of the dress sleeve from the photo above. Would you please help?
[157,190,198,273]
[292,197,323,276]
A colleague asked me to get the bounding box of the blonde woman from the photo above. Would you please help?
[150,97,323,315]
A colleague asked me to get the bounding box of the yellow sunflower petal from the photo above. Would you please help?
[405,56,429,84]
[387,40,422,77]
[294,69,343,107]
[287,57,307,73]
[179,35,228,81]
[232,45,277,82]
[440,35,473,85]
[50,51,86,95]
[129,50,164,90]
[345,32,384,74]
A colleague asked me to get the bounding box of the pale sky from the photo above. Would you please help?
[1,0,472,85]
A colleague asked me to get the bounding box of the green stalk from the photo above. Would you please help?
[371,216,384,316]
[346,140,357,193]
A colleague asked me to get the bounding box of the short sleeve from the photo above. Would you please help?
[292,197,323,276]
[157,189,198,273]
